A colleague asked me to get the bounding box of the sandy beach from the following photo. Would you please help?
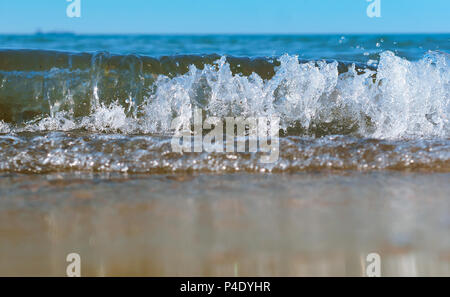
[1,172,448,276]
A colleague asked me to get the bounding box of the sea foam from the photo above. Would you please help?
[0,50,448,139]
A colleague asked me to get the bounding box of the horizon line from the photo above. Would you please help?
[0,31,449,36]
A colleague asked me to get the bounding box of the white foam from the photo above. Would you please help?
[10,51,450,139]
[0,120,10,133]
[141,51,449,139]
[79,102,133,133]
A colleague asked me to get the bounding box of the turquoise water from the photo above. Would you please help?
[1,34,448,61]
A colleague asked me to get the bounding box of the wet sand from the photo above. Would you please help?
[0,172,449,276]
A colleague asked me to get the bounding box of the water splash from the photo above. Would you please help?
[0,50,448,139]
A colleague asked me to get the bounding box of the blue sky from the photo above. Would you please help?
[0,0,448,34]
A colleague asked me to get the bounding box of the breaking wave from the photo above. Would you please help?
[0,49,448,139]
[0,49,449,174]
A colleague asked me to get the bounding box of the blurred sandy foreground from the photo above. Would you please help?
[0,172,449,276]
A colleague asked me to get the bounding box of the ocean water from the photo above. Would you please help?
[1,34,448,61]
[0,34,449,173]
[0,34,449,276]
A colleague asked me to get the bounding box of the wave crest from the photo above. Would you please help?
[0,50,448,139]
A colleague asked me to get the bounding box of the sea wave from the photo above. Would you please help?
[0,49,448,139]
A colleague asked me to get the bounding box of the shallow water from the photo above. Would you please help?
[0,133,448,174]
